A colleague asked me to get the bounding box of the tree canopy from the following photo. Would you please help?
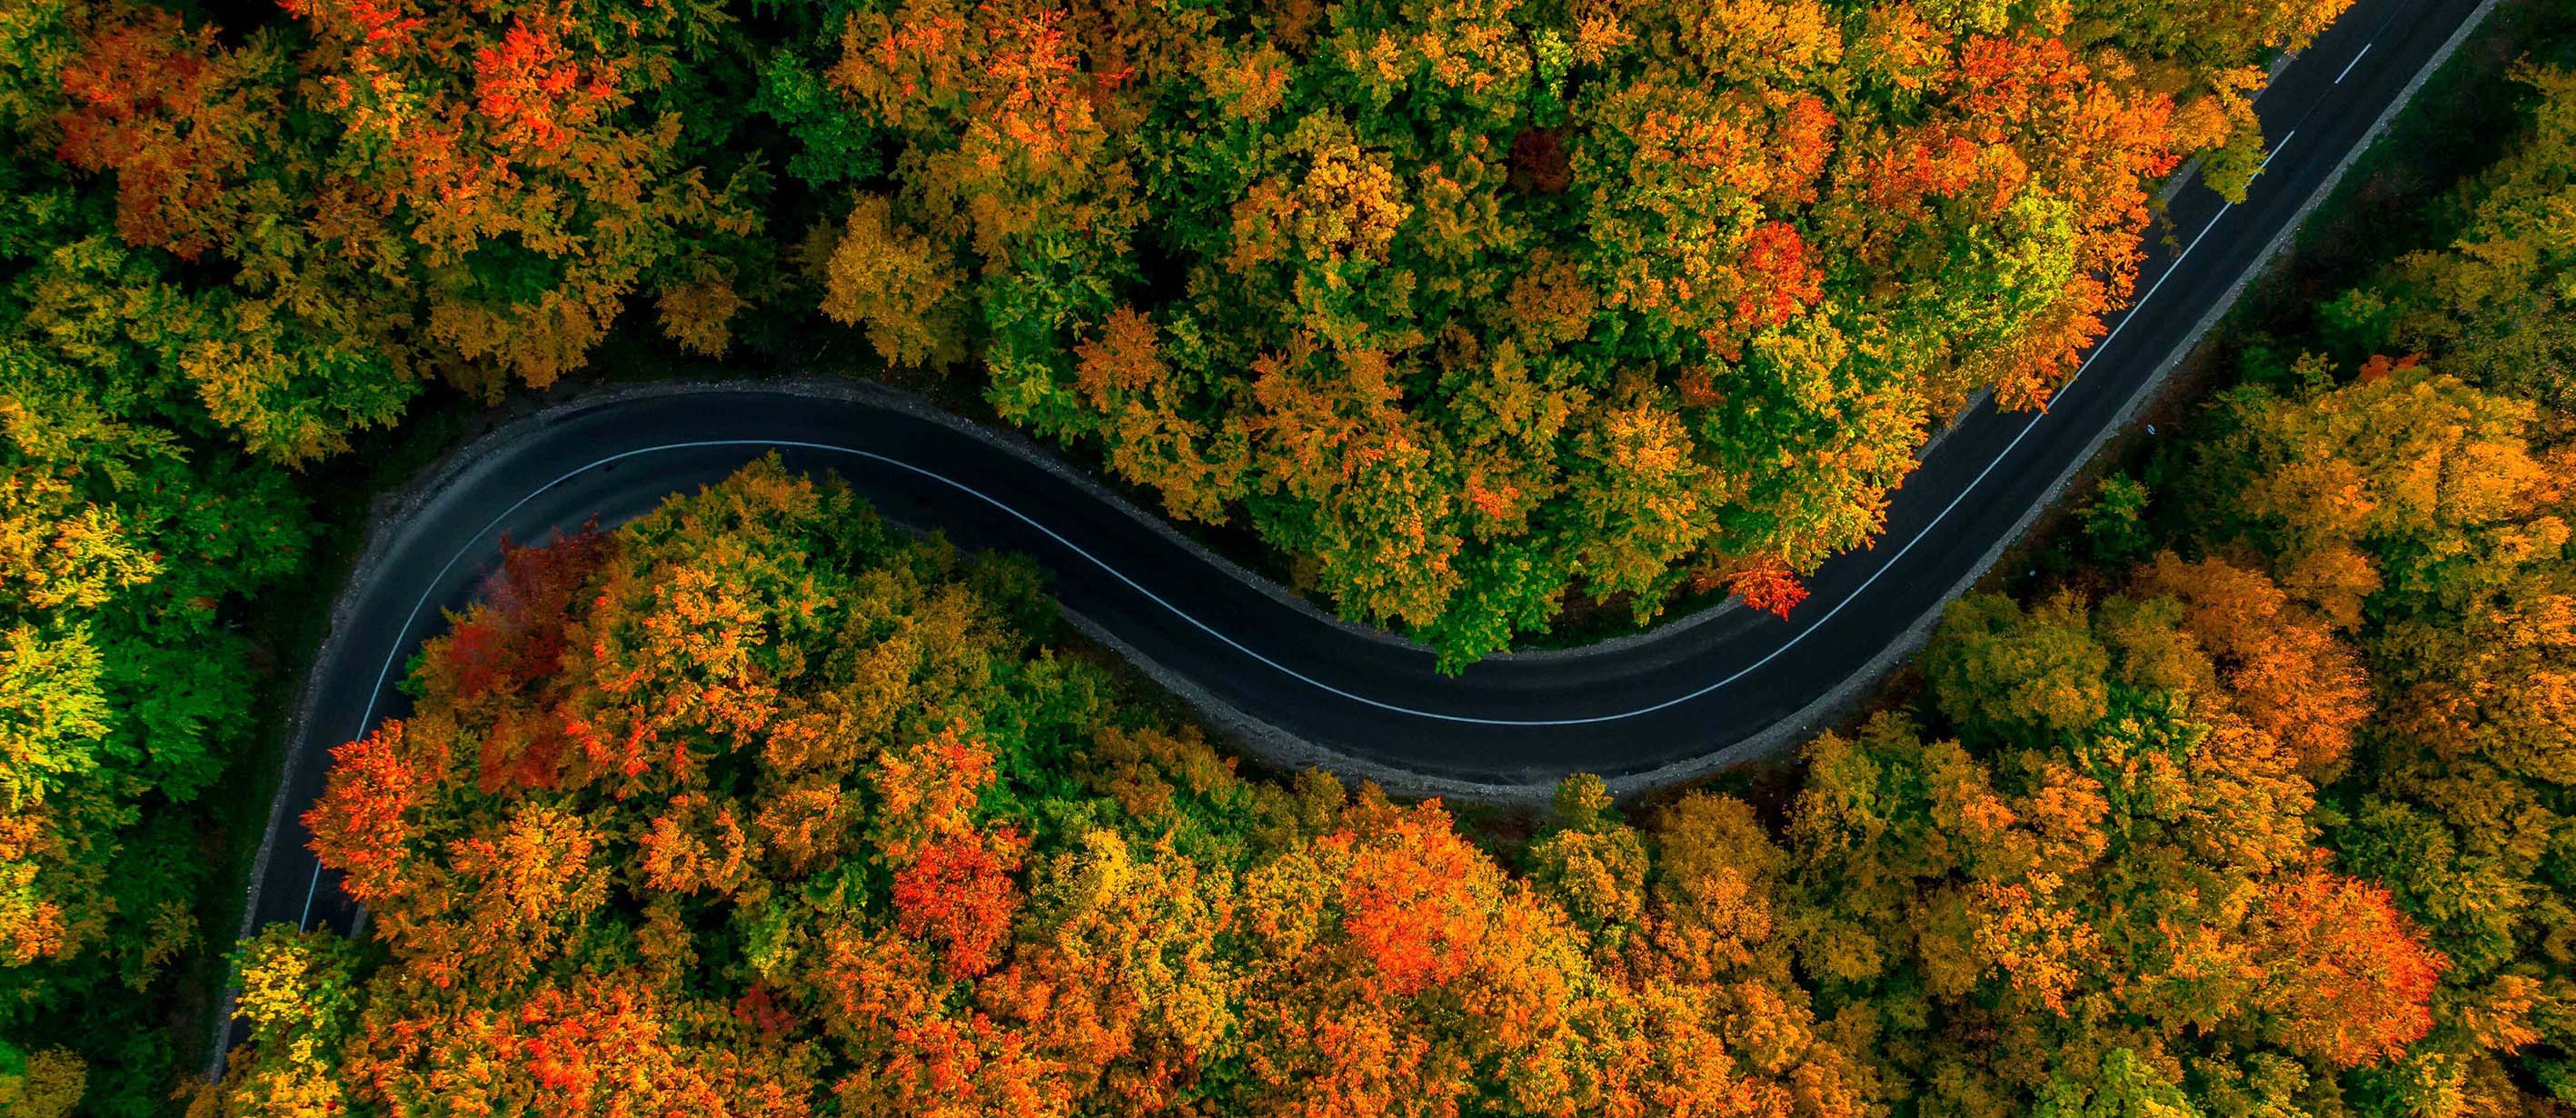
[21,0,2351,662]
[194,458,2442,1118]
[775,0,2349,661]
[26,3,2576,1113]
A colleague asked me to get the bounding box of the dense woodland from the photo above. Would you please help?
[2,0,2571,1114]
[179,32,2576,1118]
[187,458,2442,1118]
[6,0,2348,662]
[0,0,2353,1101]
[166,371,2576,1116]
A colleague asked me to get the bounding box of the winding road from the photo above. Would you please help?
[233,0,2490,975]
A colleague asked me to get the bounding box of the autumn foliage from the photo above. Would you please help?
[205,460,2446,1118]
[29,0,2576,1110]
[42,0,763,462]
[1971,55,2576,1115]
[15,0,2351,661]
[774,0,2350,663]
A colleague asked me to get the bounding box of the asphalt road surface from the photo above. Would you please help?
[232,0,2490,981]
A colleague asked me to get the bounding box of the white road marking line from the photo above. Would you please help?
[2261,129,2294,175]
[295,134,2293,927]
[2337,42,2373,84]
[299,862,321,929]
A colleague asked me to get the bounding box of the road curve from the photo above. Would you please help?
[232,0,2486,967]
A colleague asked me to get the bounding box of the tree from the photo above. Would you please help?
[0,22,319,1096]
[821,194,969,370]
[2243,871,2443,1070]
[1785,562,2440,1112]
[2132,554,2369,774]
[2337,67,2576,408]
[2177,358,2576,1111]
[188,929,364,1118]
[1928,593,2113,740]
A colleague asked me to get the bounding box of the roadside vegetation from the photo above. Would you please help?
[13,0,2347,664]
[194,458,2444,1118]
[194,11,2576,1118]
[2,0,2566,1114]
[187,41,2576,1103]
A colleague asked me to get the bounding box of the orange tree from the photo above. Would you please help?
[2158,360,2576,1114]
[201,459,1861,1118]
[2000,60,2576,1113]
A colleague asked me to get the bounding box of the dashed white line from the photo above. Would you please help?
[2337,42,2373,84]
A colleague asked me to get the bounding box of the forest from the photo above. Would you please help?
[8,0,2350,661]
[2,0,2571,1113]
[187,457,2442,1118]
[176,38,2576,1099]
